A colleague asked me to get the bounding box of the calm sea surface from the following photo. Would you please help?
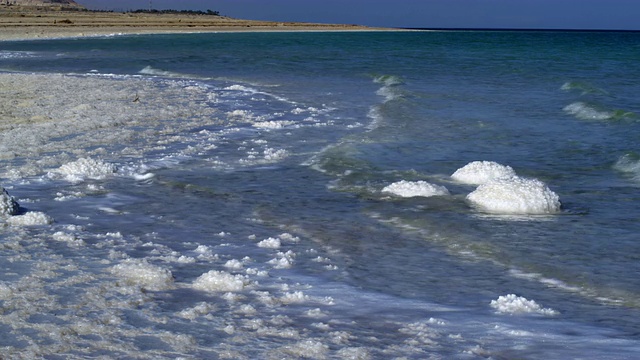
[0,30,639,358]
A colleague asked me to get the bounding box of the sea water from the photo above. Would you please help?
[0,30,639,359]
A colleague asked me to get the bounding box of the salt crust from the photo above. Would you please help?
[110,259,174,291]
[283,340,329,359]
[0,187,20,216]
[490,294,558,315]
[382,180,449,198]
[192,270,249,292]
[467,176,561,215]
[451,161,516,185]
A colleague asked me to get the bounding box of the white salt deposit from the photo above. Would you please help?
[6,211,53,226]
[451,161,517,185]
[382,180,450,198]
[284,340,329,359]
[466,176,561,215]
[257,237,282,249]
[192,270,248,292]
[490,294,558,315]
[55,158,117,182]
[253,120,295,129]
[110,259,174,291]
[263,148,289,161]
[0,187,19,216]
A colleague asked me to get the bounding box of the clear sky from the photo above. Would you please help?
[77,0,639,30]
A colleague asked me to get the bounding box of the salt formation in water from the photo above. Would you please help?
[467,176,561,215]
[110,259,174,291]
[55,157,117,182]
[382,180,450,198]
[192,270,249,292]
[451,161,516,185]
[0,187,19,216]
[6,211,53,226]
[491,294,558,315]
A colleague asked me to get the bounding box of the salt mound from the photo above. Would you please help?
[467,176,561,215]
[0,187,19,216]
[56,158,117,182]
[490,294,558,315]
[111,259,174,291]
[192,270,248,292]
[382,180,449,198]
[7,211,53,226]
[451,161,516,185]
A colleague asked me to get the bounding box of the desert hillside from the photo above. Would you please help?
[1,0,84,9]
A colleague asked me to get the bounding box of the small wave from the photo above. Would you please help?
[614,153,640,181]
[0,50,36,59]
[563,102,615,120]
[563,102,635,121]
[560,81,609,96]
[373,74,404,87]
[139,65,199,79]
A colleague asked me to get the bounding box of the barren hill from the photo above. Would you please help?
[2,0,84,9]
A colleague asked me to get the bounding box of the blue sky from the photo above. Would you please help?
[78,0,639,30]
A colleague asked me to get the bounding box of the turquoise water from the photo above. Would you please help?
[0,30,639,358]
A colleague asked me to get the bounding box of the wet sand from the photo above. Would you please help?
[0,7,385,41]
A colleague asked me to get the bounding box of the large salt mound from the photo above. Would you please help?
[111,259,174,291]
[467,176,561,215]
[451,161,516,185]
[55,158,117,182]
[490,294,558,315]
[0,187,19,216]
[382,180,449,198]
[192,270,248,292]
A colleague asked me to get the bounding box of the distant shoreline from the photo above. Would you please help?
[0,7,394,41]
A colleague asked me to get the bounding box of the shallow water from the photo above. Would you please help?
[0,30,639,358]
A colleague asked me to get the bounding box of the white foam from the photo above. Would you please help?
[192,270,248,292]
[451,161,516,185]
[54,158,117,183]
[0,187,20,216]
[382,180,450,198]
[490,294,558,315]
[110,259,174,291]
[467,176,561,215]
[563,102,613,121]
[138,65,186,78]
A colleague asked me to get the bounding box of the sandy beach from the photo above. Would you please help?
[0,7,383,41]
